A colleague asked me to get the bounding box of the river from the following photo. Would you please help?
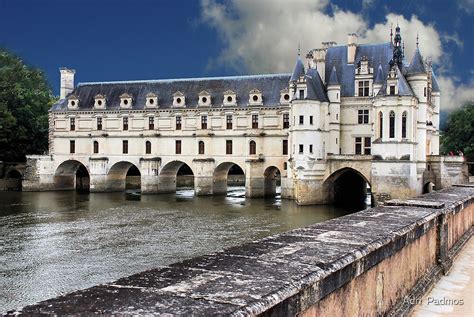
[0,187,356,312]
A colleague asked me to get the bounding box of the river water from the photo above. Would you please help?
[0,187,354,312]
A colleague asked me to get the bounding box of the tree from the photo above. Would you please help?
[0,49,55,162]
[441,102,474,160]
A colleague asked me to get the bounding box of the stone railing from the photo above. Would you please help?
[13,185,474,316]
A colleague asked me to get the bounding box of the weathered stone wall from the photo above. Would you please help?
[15,186,473,316]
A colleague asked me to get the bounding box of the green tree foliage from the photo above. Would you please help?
[0,49,55,162]
[441,102,474,160]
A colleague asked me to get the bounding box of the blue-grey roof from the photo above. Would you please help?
[324,42,393,97]
[290,56,305,82]
[431,71,440,92]
[305,68,329,102]
[377,66,414,97]
[50,74,291,111]
[374,64,384,84]
[327,66,340,85]
[406,48,426,74]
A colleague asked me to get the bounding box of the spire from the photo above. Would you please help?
[374,64,384,84]
[416,32,419,48]
[328,66,339,85]
[390,23,403,67]
[390,23,393,46]
[290,54,305,82]
[407,47,427,74]
[431,71,440,92]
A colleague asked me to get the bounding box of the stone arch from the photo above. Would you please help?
[323,167,371,209]
[423,181,435,194]
[107,161,141,192]
[6,169,22,179]
[158,160,195,193]
[5,169,22,191]
[264,166,281,198]
[213,162,245,195]
[54,160,90,191]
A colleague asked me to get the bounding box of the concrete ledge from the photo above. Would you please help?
[13,186,474,316]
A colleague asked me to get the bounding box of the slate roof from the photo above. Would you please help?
[406,48,427,74]
[305,68,329,102]
[377,66,414,97]
[374,64,384,84]
[290,56,305,82]
[51,74,291,111]
[327,66,340,85]
[431,71,440,92]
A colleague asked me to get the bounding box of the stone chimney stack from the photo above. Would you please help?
[59,68,76,99]
[347,33,358,64]
[314,48,327,83]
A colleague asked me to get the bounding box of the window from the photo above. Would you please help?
[309,116,314,125]
[282,140,288,155]
[402,111,407,138]
[299,144,304,154]
[379,112,383,138]
[226,140,232,154]
[389,111,395,138]
[70,118,75,131]
[309,144,313,154]
[122,140,128,154]
[364,137,371,154]
[93,141,99,154]
[299,89,304,99]
[226,115,232,129]
[283,113,289,129]
[336,113,339,120]
[355,137,362,154]
[149,117,154,130]
[201,115,207,129]
[389,85,395,95]
[176,116,182,130]
[198,141,205,154]
[358,109,369,124]
[123,117,129,131]
[299,115,304,125]
[358,80,370,96]
[252,114,258,129]
[97,117,102,130]
[175,140,182,154]
[424,87,427,97]
[284,162,287,170]
[249,140,256,155]
[70,140,75,154]
[145,141,151,154]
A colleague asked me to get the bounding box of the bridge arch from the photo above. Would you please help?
[213,162,245,195]
[158,160,195,193]
[264,166,281,198]
[4,168,22,191]
[107,161,141,192]
[54,159,90,191]
[323,167,371,209]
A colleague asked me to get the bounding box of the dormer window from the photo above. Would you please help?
[390,85,396,95]
[67,94,79,109]
[280,88,290,104]
[94,94,106,109]
[146,92,158,108]
[173,91,185,107]
[120,93,133,109]
[358,81,370,97]
[223,90,237,106]
[249,88,262,105]
[356,56,372,75]
[198,90,211,107]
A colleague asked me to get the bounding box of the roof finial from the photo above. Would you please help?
[390,23,393,44]
[416,32,419,48]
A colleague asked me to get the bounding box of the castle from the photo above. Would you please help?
[23,26,467,205]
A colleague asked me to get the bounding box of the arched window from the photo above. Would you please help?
[402,111,407,138]
[389,111,395,139]
[378,112,383,138]
[249,140,256,155]
[198,141,205,154]
[145,141,151,154]
[93,141,99,154]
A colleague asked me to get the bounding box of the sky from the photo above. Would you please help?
[0,0,473,111]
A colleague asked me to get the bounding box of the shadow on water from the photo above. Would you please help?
[0,186,357,312]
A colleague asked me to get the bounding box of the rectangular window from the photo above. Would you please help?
[283,113,289,129]
[97,117,102,130]
[309,116,313,125]
[299,115,304,125]
[69,140,75,154]
[299,89,304,99]
[149,117,154,130]
[389,85,395,95]
[252,114,258,129]
[358,80,370,96]
[201,115,207,129]
[282,140,288,155]
[424,87,427,97]
[355,137,362,154]
[123,117,129,131]
[70,118,75,131]
[358,109,369,124]
[176,116,182,130]
[284,162,288,170]
[226,140,232,154]
[93,141,99,154]
[122,140,128,154]
[226,115,233,129]
[309,144,313,154]
[299,144,304,154]
[175,140,181,154]
[364,137,371,155]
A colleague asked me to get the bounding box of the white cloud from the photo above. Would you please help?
[458,0,474,13]
[438,76,474,111]
[200,0,472,110]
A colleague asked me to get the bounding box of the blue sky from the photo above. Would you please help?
[0,0,473,109]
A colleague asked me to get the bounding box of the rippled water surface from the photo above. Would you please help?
[0,188,353,312]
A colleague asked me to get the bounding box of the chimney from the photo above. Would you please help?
[60,68,76,99]
[347,33,358,64]
[314,48,327,83]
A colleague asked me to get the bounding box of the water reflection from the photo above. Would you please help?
[0,187,353,312]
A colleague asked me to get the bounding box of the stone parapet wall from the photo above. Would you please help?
[15,185,473,316]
